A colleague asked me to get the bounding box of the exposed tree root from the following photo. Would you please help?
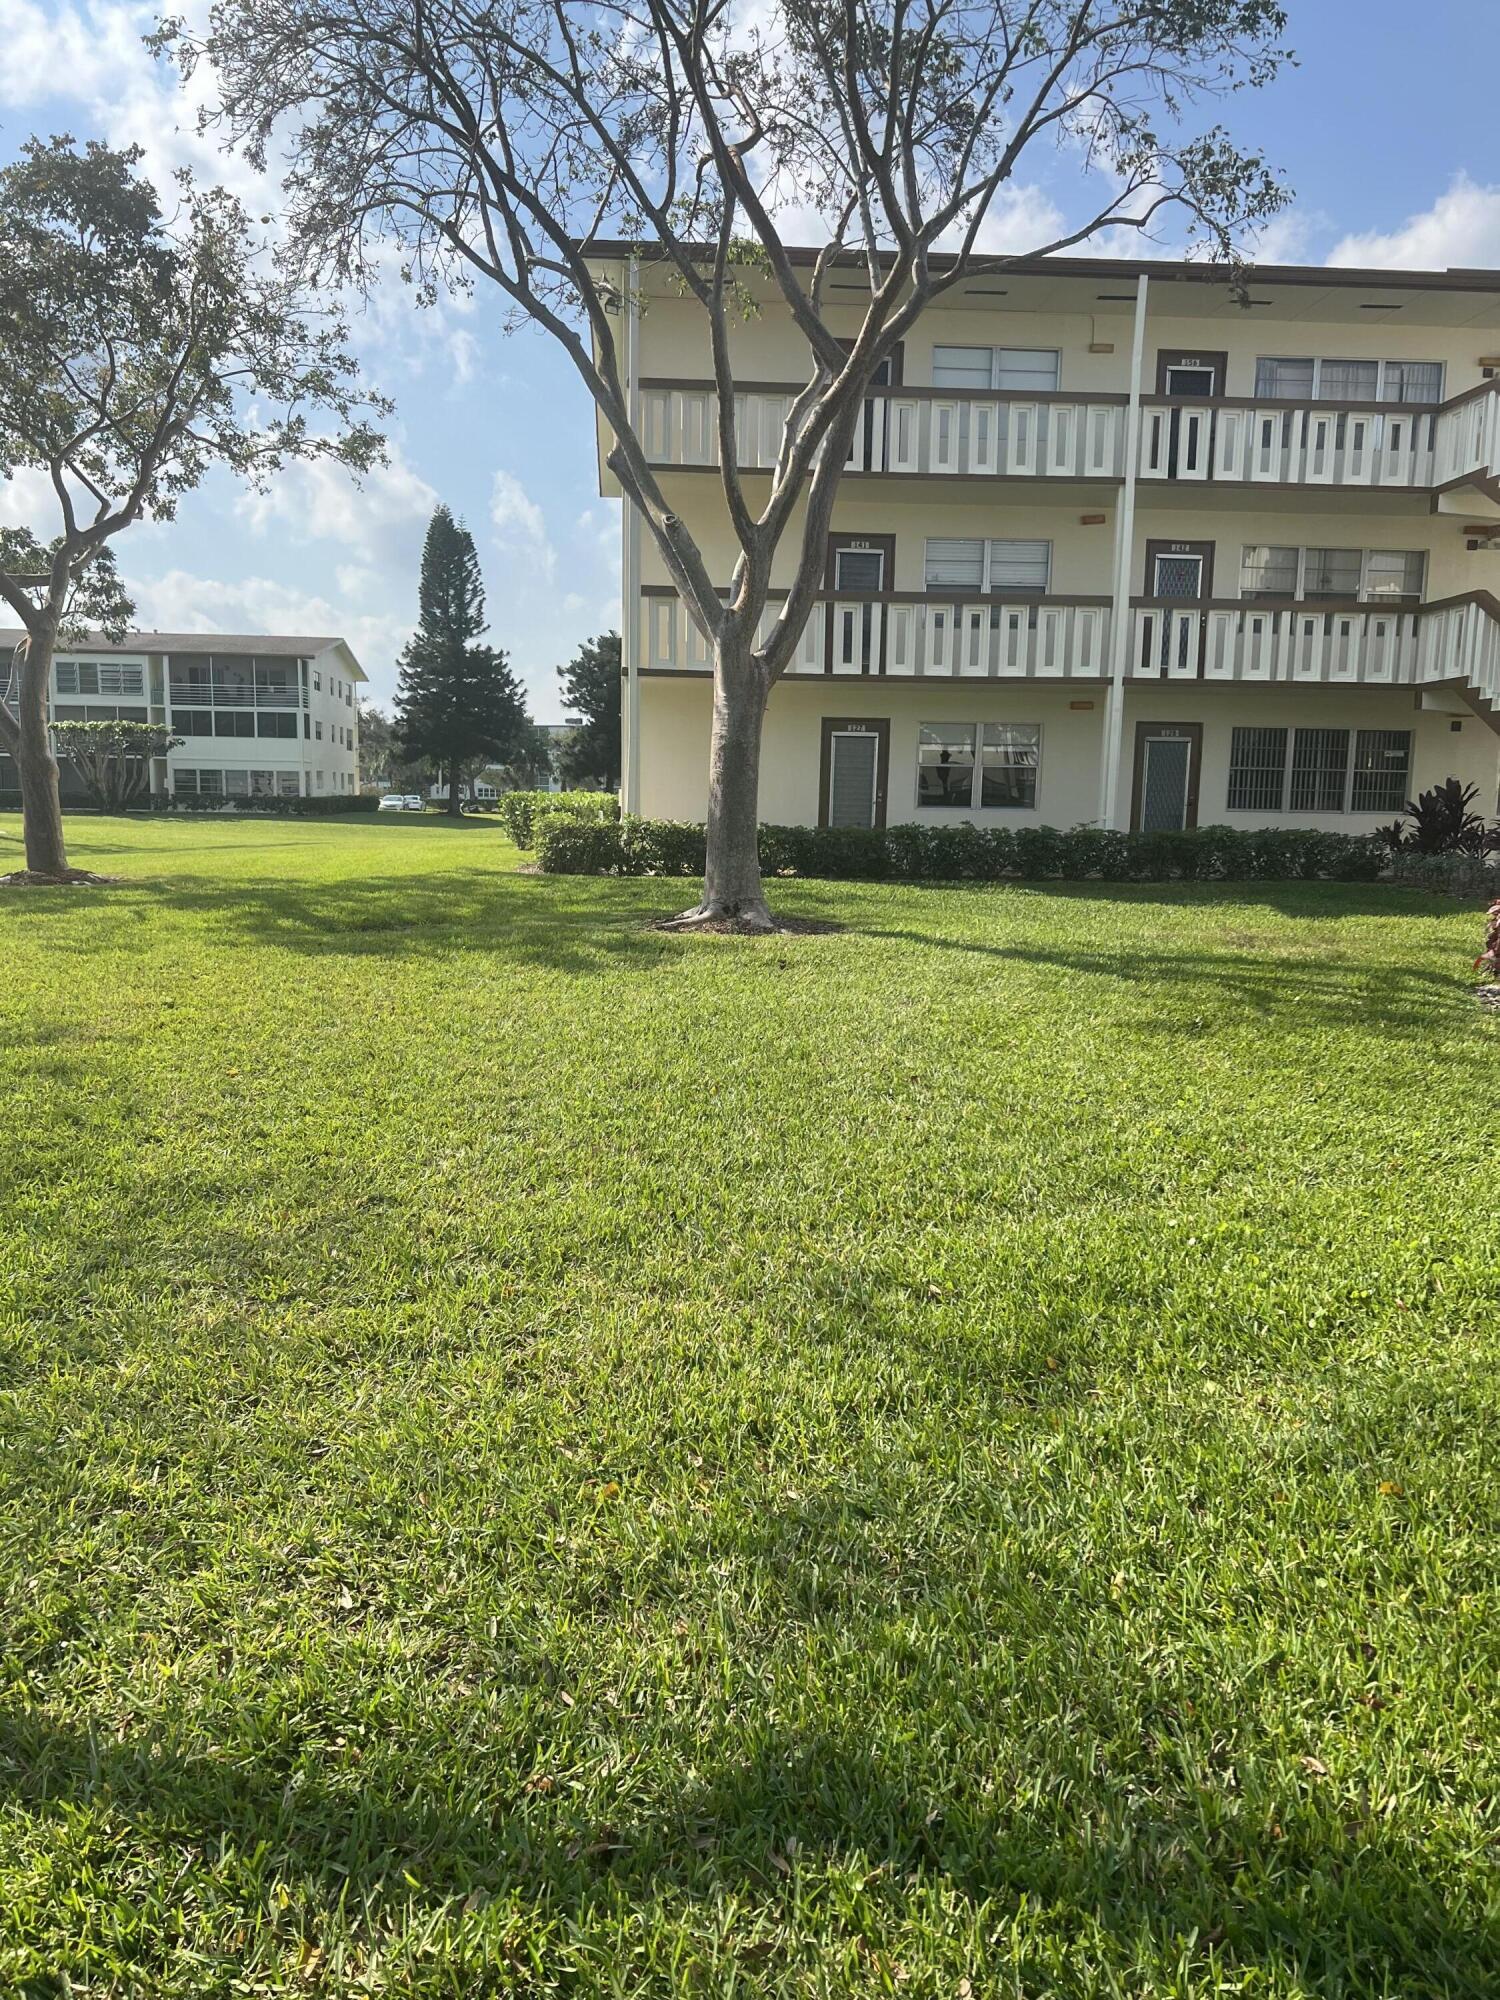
[0,868,119,887]
[652,903,841,938]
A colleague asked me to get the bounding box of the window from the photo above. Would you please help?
[345,684,353,706]
[832,546,885,592]
[1254,356,1444,403]
[1290,728,1349,813]
[979,724,1040,808]
[1351,730,1412,814]
[198,768,224,797]
[55,660,145,698]
[256,712,298,739]
[174,768,198,796]
[924,538,1051,593]
[917,724,976,807]
[1256,357,1315,400]
[303,713,311,738]
[1362,550,1425,604]
[1239,546,1300,599]
[1382,359,1443,403]
[316,768,325,790]
[931,345,1060,392]
[175,710,215,736]
[214,710,256,737]
[1228,727,1289,811]
[249,769,277,797]
[313,670,321,691]
[1318,359,1379,402]
[314,719,324,741]
[277,772,300,799]
[223,768,249,797]
[1303,548,1363,600]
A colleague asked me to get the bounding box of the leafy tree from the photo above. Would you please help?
[558,632,621,791]
[172,0,1289,926]
[51,721,182,809]
[0,137,383,879]
[489,721,555,793]
[394,507,529,816]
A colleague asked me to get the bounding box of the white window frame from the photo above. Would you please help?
[1238,545,1427,604]
[832,544,886,593]
[931,345,1062,393]
[915,720,1042,812]
[1254,357,1445,403]
[923,537,1051,594]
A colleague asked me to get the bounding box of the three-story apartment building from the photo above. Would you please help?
[594,251,1500,835]
[1,631,364,802]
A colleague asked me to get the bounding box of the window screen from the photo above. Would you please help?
[1362,550,1425,603]
[833,546,885,592]
[931,345,994,389]
[277,772,300,798]
[988,541,1051,592]
[917,724,976,808]
[1290,728,1349,812]
[1240,545,1299,598]
[198,768,224,796]
[1351,731,1412,814]
[925,538,984,590]
[174,710,214,736]
[1303,548,1363,600]
[1318,359,1379,401]
[980,724,1040,808]
[257,712,299,738]
[1227,727,1288,811]
[215,711,255,737]
[1383,360,1443,403]
[1256,357,1315,399]
[994,349,1059,392]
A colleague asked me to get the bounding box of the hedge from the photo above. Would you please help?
[536,817,1396,884]
[1387,851,1500,898]
[496,789,620,848]
[163,793,381,816]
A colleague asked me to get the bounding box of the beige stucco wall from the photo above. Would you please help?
[633,290,1496,403]
[639,674,1500,834]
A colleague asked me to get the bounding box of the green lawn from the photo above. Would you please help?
[2,813,1497,1998]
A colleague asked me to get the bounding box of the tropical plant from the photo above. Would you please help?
[1377,777,1497,856]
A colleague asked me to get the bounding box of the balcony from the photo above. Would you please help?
[639,588,1500,708]
[167,677,303,709]
[639,378,1500,498]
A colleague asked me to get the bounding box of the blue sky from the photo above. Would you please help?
[2,0,1497,719]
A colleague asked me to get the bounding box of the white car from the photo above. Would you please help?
[378,793,425,813]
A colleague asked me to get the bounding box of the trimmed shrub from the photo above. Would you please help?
[1389,851,1500,898]
[536,817,1400,885]
[499,789,619,849]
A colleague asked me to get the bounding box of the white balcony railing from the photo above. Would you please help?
[640,590,1500,699]
[641,379,1500,495]
[167,681,303,709]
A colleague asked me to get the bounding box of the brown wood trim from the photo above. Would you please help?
[1437,379,1500,415]
[1130,596,1419,615]
[640,583,1114,608]
[819,715,890,829]
[1129,721,1203,832]
[824,533,897,591]
[639,374,1128,406]
[1155,349,1228,395]
[1143,540,1216,600]
[1423,587,1500,622]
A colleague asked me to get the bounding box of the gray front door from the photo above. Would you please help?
[1140,735,1192,831]
[828,732,879,827]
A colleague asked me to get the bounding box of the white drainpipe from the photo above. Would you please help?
[1098,272,1149,828]
[621,254,642,815]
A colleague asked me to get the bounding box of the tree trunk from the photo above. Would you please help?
[446,755,464,817]
[682,635,773,928]
[11,632,70,878]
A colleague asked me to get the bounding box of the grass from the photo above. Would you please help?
[1,811,1497,1998]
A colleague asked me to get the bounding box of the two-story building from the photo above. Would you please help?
[595,251,1500,835]
[1,631,364,802]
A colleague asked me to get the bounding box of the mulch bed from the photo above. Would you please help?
[0,869,119,887]
[1477,984,1500,1010]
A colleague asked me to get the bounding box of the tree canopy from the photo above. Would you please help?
[0,136,385,877]
[395,506,530,811]
[558,633,621,792]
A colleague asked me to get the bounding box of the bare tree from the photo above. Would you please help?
[166,0,1289,926]
[0,137,385,881]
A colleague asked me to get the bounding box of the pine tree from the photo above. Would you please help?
[395,507,528,815]
[557,632,621,791]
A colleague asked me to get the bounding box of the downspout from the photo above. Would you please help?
[621,254,642,814]
[1099,273,1149,828]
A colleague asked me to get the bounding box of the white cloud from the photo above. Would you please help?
[1327,175,1500,271]
[490,469,556,580]
[0,467,59,533]
[236,447,437,564]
